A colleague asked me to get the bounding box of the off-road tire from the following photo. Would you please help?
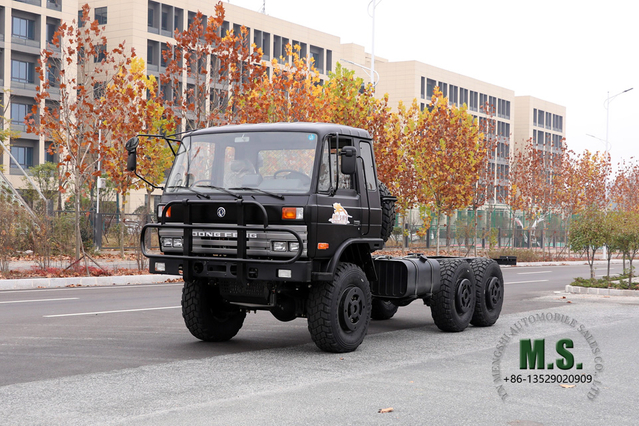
[182,279,246,342]
[469,258,504,327]
[379,181,396,243]
[307,263,372,353]
[430,259,476,332]
[371,298,398,320]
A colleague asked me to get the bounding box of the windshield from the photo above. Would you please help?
[165,131,318,195]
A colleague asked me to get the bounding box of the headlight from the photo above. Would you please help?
[272,241,287,252]
[289,242,300,252]
[161,237,183,249]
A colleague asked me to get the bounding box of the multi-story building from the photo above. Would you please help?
[514,96,566,159]
[2,0,565,214]
[373,59,516,203]
[1,0,73,190]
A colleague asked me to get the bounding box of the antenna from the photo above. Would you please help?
[260,0,266,14]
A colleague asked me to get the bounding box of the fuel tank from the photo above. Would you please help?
[371,254,441,300]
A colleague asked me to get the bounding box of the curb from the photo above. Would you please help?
[0,274,182,291]
[565,284,639,297]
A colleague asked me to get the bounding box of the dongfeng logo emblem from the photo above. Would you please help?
[217,207,226,218]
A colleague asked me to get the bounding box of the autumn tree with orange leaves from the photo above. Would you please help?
[159,3,263,130]
[234,44,323,123]
[467,105,501,254]
[509,137,566,251]
[27,5,136,262]
[610,160,639,213]
[407,88,487,254]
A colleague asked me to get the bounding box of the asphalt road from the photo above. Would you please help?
[1,262,637,425]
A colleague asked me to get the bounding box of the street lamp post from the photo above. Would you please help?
[604,88,633,153]
[368,0,382,88]
[588,88,633,154]
[587,87,633,260]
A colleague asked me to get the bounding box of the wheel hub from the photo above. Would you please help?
[486,277,502,309]
[339,287,365,332]
[455,278,473,314]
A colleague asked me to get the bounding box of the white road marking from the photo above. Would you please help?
[0,297,79,304]
[43,306,181,318]
[516,271,552,275]
[506,279,549,285]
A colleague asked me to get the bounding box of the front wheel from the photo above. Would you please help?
[430,259,476,332]
[182,279,246,342]
[307,263,372,353]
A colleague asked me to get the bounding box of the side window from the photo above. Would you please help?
[318,137,354,192]
[318,139,331,192]
[359,141,377,191]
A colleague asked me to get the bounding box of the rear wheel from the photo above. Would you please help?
[430,259,476,332]
[307,263,372,353]
[470,258,504,327]
[182,279,246,342]
[371,298,398,320]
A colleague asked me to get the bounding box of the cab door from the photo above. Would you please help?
[313,136,364,258]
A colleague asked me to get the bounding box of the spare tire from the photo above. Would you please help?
[378,180,396,243]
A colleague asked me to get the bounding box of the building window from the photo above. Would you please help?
[11,60,36,84]
[12,17,36,40]
[161,9,169,31]
[426,78,436,98]
[45,142,56,163]
[438,82,448,98]
[497,99,510,119]
[460,88,468,107]
[488,96,496,112]
[95,7,107,25]
[469,91,478,112]
[11,146,34,169]
[449,85,458,105]
[420,77,425,99]
[94,44,107,63]
[326,50,332,72]
[46,22,59,45]
[479,93,487,112]
[309,45,323,73]
[11,103,31,125]
[93,82,106,99]
[537,109,544,127]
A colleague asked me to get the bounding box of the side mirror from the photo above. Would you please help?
[340,146,357,175]
[125,137,139,172]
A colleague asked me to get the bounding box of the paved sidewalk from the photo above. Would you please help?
[0,274,181,291]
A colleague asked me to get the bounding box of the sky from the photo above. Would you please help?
[227,0,638,171]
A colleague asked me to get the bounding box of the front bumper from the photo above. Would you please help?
[149,257,313,282]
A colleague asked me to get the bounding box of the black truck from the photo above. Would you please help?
[126,122,505,353]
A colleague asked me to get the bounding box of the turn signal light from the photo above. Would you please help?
[282,207,303,220]
[158,205,172,219]
[318,243,329,250]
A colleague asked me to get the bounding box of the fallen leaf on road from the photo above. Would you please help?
[378,408,394,414]
[560,384,575,388]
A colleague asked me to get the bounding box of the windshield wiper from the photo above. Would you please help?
[193,184,243,199]
[166,185,210,199]
[229,187,285,200]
